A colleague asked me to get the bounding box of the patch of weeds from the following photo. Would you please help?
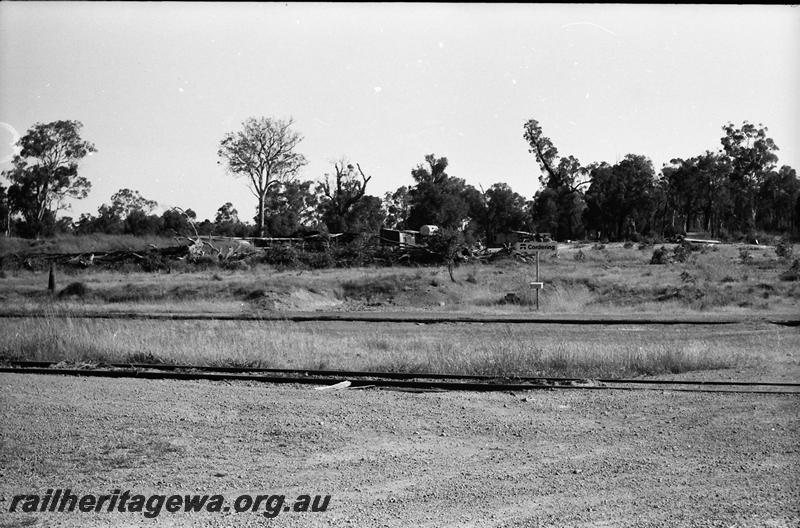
[499,292,524,305]
[364,338,392,351]
[721,276,736,283]
[125,351,164,364]
[650,246,670,265]
[140,252,170,273]
[779,259,800,281]
[342,275,406,302]
[679,271,695,284]
[775,239,794,260]
[574,249,586,262]
[672,245,689,263]
[99,285,157,303]
[244,289,267,301]
[58,282,89,299]
[592,243,606,250]
[623,241,634,249]
[221,259,250,271]
[738,248,752,264]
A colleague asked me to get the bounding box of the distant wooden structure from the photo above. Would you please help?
[379,228,423,247]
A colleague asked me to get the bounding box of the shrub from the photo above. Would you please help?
[738,248,752,264]
[140,251,169,272]
[58,282,89,298]
[673,241,701,263]
[305,250,335,269]
[779,259,800,281]
[341,275,405,301]
[672,244,690,263]
[775,239,794,260]
[258,245,300,268]
[649,246,670,265]
[221,259,250,271]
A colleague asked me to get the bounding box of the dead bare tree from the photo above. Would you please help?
[318,161,372,233]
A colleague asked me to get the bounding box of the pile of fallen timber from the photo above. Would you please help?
[0,245,191,271]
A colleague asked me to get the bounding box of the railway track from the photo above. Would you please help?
[1,309,798,326]
[2,361,798,395]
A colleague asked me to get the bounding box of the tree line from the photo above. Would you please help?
[1,117,798,243]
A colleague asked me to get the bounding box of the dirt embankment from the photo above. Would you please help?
[1,374,798,527]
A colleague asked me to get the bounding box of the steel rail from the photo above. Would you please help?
[1,364,798,395]
[0,310,798,326]
[3,360,800,388]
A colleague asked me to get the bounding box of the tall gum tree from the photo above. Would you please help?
[3,120,96,238]
[217,117,307,237]
[523,119,588,240]
[720,121,779,232]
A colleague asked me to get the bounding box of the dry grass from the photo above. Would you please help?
[0,243,797,316]
[2,316,791,379]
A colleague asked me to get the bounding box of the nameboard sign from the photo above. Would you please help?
[514,242,557,254]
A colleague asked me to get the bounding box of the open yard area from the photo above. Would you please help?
[1,373,798,528]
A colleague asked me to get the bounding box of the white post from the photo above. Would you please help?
[535,251,540,311]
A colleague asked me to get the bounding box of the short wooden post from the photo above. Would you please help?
[48,263,56,293]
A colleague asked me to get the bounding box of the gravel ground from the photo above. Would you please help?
[1,373,798,528]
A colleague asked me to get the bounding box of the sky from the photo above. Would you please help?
[1,3,798,222]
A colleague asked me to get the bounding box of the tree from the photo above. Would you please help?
[720,121,779,232]
[74,189,160,235]
[406,154,481,231]
[523,120,588,192]
[660,151,732,237]
[382,186,411,229]
[343,195,385,234]
[214,202,239,224]
[124,209,163,236]
[523,119,588,240]
[757,165,799,234]
[317,161,373,233]
[2,120,96,237]
[426,227,467,283]
[218,117,307,237]
[262,180,320,237]
[477,183,529,244]
[109,188,158,218]
[0,184,9,236]
[584,155,657,240]
[162,208,197,236]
